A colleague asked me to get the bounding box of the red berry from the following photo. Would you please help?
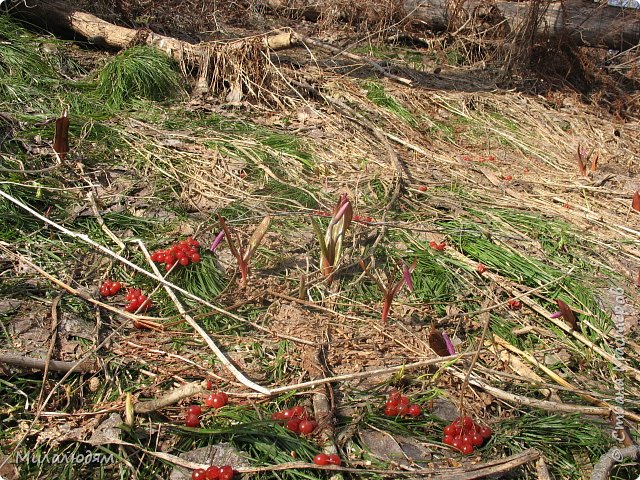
[204,393,216,408]
[443,424,457,436]
[209,392,228,409]
[399,396,410,405]
[204,379,213,390]
[185,413,200,427]
[192,469,206,480]
[218,465,233,480]
[460,442,474,455]
[385,399,399,408]
[191,253,201,263]
[187,405,202,416]
[313,453,330,466]
[272,411,286,421]
[180,256,190,266]
[443,434,454,445]
[451,438,463,451]
[503,175,513,181]
[290,405,306,419]
[461,416,474,429]
[189,237,200,248]
[384,404,399,416]
[471,433,484,446]
[418,185,428,192]
[397,403,409,415]
[100,287,110,297]
[476,264,487,274]
[157,253,166,263]
[407,404,422,417]
[286,418,301,432]
[479,426,492,438]
[462,434,473,445]
[298,420,317,435]
[507,299,522,310]
[327,454,341,466]
[282,408,294,419]
[205,466,220,479]
[388,390,402,403]
[165,254,175,265]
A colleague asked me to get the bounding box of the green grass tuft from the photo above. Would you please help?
[96,46,185,109]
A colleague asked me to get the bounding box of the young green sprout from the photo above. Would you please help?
[360,258,416,323]
[218,214,271,288]
[311,193,353,283]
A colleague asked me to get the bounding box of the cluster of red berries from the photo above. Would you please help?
[352,215,373,223]
[429,241,446,251]
[184,391,229,427]
[313,453,341,466]
[100,279,122,297]
[272,405,317,435]
[191,464,234,480]
[383,390,422,417]
[507,299,522,310]
[204,391,229,409]
[442,416,492,455]
[151,237,201,271]
[124,288,152,313]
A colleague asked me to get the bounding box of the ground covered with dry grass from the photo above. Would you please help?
[0,4,639,480]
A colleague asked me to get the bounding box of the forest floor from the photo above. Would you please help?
[0,3,639,480]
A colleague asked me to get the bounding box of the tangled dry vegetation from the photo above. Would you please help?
[1,1,640,479]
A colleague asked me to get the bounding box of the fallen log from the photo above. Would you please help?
[261,0,640,50]
[406,0,640,50]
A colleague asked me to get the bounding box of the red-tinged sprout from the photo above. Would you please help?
[550,310,563,319]
[210,231,225,251]
[441,332,456,355]
[556,299,579,330]
[633,191,640,212]
[401,261,414,292]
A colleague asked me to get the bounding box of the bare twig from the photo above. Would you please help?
[37,295,62,407]
[0,352,95,373]
[134,380,208,414]
[591,445,640,480]
[138,240,270,395]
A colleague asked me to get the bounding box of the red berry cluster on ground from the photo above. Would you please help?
[383,390,422,417]
[191,464,235,480]
[151,237,201,272]
[353,215,373,223]
[124,288,152,313]
[507,299,522,310]
[313,453,341,466]
[442,416,492,455]
[204,391,228,409]
[429,241,446,251]
[100,279,121,297]
[272,405,317,435]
